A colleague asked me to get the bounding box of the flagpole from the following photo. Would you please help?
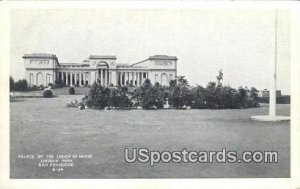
[251,10,289,122]
[269,9,278,117]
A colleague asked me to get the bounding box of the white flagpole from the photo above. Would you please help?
[251,10,289,121]
[269,10,278,117]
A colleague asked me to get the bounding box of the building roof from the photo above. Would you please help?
[148,55,177,60]
[59,63,84,66]
[116,63,130,66]
[131,55,178,66]
[22,53,58,59]
[89,55,117,60]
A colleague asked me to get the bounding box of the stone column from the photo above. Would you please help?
[100,70,102,85]
[124,72,127,85]
[124,72,126,85]
[110,71,112,85]
[123,72,126,86]
[103,69,106,86]
[82,73,84,86]
[132,72,134,85]
[66,72,69,85]
[87,72,91,85]
[123,72,125,85]
[83,72,86,86]
[132,72,136,86]
[62,72,64,84]
[128,72,132,85]
[75,73,77,86]
[99,69,101,86]
[107,70,110,86]
[98,69,101,85]
[142,72,145,83]
[95,72,98,84]
[128,72,130,85]
[121,72,123,86]
[101,69,105,86]
[79,73,82,86]
[70,73,73,86]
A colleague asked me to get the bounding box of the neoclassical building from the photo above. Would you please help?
[23,53,177,87]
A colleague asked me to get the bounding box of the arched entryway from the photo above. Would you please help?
[96,61,110,86]
[161,73,168,86]
[36,72,43,86]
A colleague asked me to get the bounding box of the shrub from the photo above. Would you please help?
[39,85,45,90]
[48,83,55,89]
[85,82,132,109]
[43,89,53,98]
[28,85,39,91]
[134,73,260,110]
[69,87,75,95]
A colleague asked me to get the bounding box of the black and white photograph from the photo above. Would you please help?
[1,1,300,188]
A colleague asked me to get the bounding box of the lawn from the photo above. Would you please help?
[10,95,290,178]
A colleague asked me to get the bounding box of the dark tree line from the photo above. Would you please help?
[10,76,28,92]
[84,70,260,110]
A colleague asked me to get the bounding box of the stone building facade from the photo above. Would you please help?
[23,54,177,87]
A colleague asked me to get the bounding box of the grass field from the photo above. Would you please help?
[10,95,290,178]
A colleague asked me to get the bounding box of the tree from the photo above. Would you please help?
[169,79,177,90]
[237,87,247,108]
[13,79,28,91]
[85,81,132,109]
[87,81,105,109]
[144,78,151,85]
[10,76,14,92]
[85,70,260,110]
[220,85,238,109]
[248,87,259,108]
[216,69,223,85]
[169,76,192,108]
[205,82,217,109]
[191,85,206,108]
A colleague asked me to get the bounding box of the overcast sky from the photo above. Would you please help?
[10,9,290,94]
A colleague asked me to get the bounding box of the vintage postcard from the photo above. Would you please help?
[0,1,300,189]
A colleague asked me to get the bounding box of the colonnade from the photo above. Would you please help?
[57,70,148,87]
[118,72,148,86]
[58,72,89,86]
[96,68,110,86]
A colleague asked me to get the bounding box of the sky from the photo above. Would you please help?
[10,9,290,94]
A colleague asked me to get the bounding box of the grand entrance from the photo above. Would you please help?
[97,62,110,86]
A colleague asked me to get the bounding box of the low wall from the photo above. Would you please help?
[10,91,43,98]
[258,95,290,104]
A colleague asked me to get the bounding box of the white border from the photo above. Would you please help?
[0,1,299,189]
